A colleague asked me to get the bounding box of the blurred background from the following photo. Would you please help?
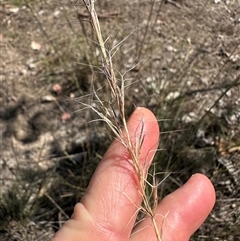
[0,0,240,240]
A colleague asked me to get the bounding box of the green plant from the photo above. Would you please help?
[0,183,34,230]
[10,0,35,7]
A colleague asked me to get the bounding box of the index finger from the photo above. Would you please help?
[52,107,160,241]
[78,107,159,240]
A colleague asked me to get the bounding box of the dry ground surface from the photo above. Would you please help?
[1,0,240,240]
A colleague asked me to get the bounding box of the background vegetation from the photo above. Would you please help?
[1,0,240,240]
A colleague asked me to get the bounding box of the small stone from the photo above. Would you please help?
[166,45,177,52]
[41,95,56,102]
[52,84,62,95]
[166,91,180,100]
[182,112,198,123]
[9,7,19,13]
[61,112,71,122]
[26,58,36,69]
[28,63,36,69]
[69,93,75,99]
[231,203,236,209]
[31,41,41,51]
[54,10,60,18]
[38,10,45,15]
[20,69,27,75]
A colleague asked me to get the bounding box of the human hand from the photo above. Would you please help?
[51,107,215,241]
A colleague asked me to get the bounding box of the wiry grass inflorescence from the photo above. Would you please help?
[81,0,163,239]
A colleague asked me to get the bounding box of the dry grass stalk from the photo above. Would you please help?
[81,0,163,240]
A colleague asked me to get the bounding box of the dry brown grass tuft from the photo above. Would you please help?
[81,0,165,239]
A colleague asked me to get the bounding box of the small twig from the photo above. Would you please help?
[165,0,181,9]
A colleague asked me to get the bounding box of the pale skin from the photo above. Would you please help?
[51,107,216,241]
